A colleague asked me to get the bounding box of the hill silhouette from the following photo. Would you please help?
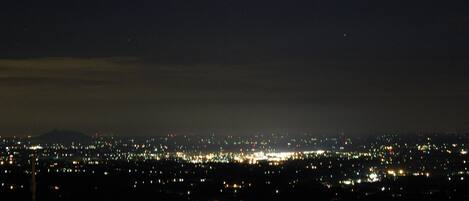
[33,129,93,144]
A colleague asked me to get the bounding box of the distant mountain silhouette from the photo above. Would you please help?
[33,129,93,144]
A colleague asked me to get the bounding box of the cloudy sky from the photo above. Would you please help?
[1,0,468,136]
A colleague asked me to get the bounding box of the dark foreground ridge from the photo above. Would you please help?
[2,161,469,201]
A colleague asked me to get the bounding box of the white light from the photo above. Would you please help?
[368,173,379,182]
[30,145,43,150]
[342,180,353,185]
[315,150,325,154]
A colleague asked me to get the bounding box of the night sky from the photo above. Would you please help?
[1,0,468,136]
